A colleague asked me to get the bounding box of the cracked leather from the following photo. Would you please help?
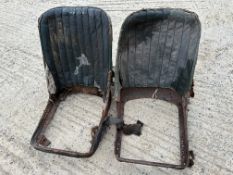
[115,8,201,98]
[39,6,112,96]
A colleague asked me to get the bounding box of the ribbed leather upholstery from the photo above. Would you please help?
[39,7,112,94]
[115,8,201,96]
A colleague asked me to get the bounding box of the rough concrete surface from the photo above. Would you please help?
[0,0,233,175]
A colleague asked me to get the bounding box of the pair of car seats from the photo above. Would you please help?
[31,6,201,169]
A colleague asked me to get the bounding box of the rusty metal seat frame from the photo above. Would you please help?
[114,8,201,169]
[114,87,194,169]
[31,6,113,157]
[31,72,113,158]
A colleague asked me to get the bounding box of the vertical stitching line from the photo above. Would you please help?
[158,18,170,86]
[171,15,186,83]
[147,18,153,86]
[133,25,137,86]
[61,8,71,86]
[55,8,67,87]
[74,7,82,84]
[167,19,177,86]
[94,9,100,86]
[67,8,76,86]
[126,30,129,86]
[100,11,105,88]
[153,20,162,85]
[47,13,60,87]
[80,7,86,85]
[87,7,94,86]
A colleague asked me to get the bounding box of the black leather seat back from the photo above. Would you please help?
[115,8,201,95]
[39,7,112,94]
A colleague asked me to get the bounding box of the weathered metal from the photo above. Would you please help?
[114,88,194,169]
[31,73,113,157]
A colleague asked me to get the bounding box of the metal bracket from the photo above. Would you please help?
[92,116,144,137]
[121,120,143,136]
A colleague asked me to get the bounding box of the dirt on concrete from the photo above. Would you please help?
[0,0,233,175]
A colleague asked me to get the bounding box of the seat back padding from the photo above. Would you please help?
[115,8,201,96]
[39,7,112,94]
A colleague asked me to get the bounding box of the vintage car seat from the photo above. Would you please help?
[114,8,201,169]
[31,6,113,157]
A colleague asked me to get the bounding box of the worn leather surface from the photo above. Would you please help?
[39,7,112,95]
[115,8,201,96]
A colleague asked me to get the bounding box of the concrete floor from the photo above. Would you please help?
[0,0,233,175]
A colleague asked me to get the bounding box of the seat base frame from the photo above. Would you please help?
[114,87,194,169]
[30,72,113,158]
